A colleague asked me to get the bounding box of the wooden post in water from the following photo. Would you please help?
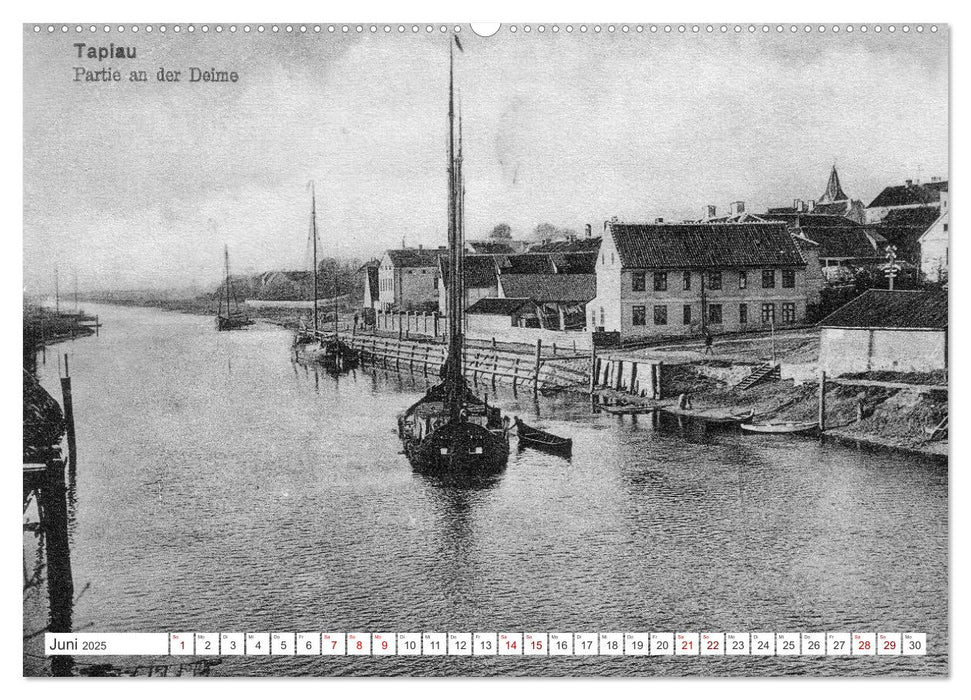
[818,369,826,431]
[43,457,75,677]
[60,354,77,474]
[589,346,597,394]
[533,339,542,395]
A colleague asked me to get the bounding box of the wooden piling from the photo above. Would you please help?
[818,369,826,431]
[42,457,75,677]
[60,355,77,474]
[533,339,543,394]
[589,346,597,394]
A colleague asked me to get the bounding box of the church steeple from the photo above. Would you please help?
[819,164,849,203]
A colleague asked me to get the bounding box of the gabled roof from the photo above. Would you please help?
[870,207,942,259]
[802,227,886,260]
[818,289,947,330]
[386,247,445,268]
[496,253,556,274]
[466,297,533,316]
[528,236,602,253]
[468,241,516,255]
[438,254,499,288]
[499,274,597,303]
[550,251,598,274]
[818,165,849,203]
[757,211,860,228]
[868,180,948,209]
[365,267,379,298]
[607,222,806,269]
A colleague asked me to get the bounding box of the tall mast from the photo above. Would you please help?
[446,38,462,416]
[73,270,78,312]
[224,244,231,315]
[310,181,319,333]
[54,266,60,314]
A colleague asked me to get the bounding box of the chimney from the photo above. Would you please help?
[418,244,423,251]
[807,199,816,211]
[793,198,803,212]
[905,179,913,187]
[706,205,717,219]
[585,223,592,238]
[730,201,745,216]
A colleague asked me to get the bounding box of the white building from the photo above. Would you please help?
[818,289,947,375]
[919,192,950,283]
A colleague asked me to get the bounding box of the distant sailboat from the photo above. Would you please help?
[293,181,359,371]
[396,37,510,476]
[216,245,253,331]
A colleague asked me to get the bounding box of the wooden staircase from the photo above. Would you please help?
[735,363,780,392]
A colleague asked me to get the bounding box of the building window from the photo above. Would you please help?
[762,269,775,288]
[739,303,748,324]
[782,269,795,288]
[632,305,646,326]
[653,272,668,292]
[654,305,667,325]
[782,302,796,323]
[683,271,691,290]
[708,271,722,290]
[632,271,646,292]
[761,303,775,323]
[739,271,748,289]
[709,304,723,324]
[943,223,949,232]
[599,307,605,326]
[683,304,692,325]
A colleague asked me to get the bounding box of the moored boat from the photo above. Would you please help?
[514,417,572,456]
[740,420,819,435]
[216,245,254,331]
[396,37,510,476]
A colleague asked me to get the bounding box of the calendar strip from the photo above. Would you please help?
[46,632,927,657]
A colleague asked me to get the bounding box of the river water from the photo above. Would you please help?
[25,303,947,677]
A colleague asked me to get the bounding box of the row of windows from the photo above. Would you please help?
[627,302,797,326]
[631,269,796,292]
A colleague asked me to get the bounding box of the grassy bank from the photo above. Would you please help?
[661,362,947,456]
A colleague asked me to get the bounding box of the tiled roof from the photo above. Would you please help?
[365,267,379,298]
[758,211,859,228]
[870,207,942,261]
[801,227,886,260]
[812,201,856,217]
[608,222,806,269]
[868,181,948,209]
[496,253,556,274]
[818,290,948,330]
[499,274,597,303]
[528,237,603,253]
[468,241,516,254]
[550,251,598,274]
[386,247,445,268]
[438,254,499,289]
[466,297,533,316]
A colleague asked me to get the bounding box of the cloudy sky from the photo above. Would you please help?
[23,25,948,293]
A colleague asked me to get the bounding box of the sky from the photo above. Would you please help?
[23,24,948,293]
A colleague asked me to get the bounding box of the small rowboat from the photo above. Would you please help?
[599,404,658,415]
[740,420,818,435]
[515,417,572,456]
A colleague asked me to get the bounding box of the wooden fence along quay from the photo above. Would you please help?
[347,334,590,393]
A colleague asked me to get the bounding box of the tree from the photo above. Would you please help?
[532,222,559,241]
[489,223,512,240]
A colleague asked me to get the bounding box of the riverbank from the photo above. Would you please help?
[652,362,947,456]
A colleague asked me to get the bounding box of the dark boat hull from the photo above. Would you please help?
[514,419,572,456]
[217,315,254,331]
[402,420,509,475]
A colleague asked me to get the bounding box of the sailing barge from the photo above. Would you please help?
[397,37,510,475]
[293,181,359,371]
[216,245,253,331]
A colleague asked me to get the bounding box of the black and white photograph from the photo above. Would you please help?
[19,15,951,680]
